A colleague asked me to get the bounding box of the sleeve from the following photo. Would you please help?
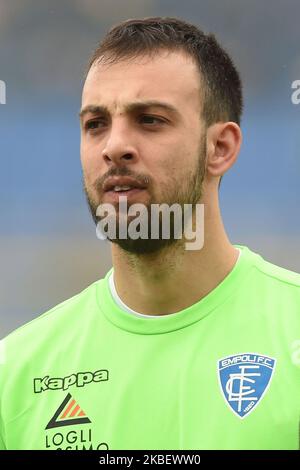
[0,430,6,450]
[0,341,7,450]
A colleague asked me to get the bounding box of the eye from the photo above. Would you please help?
[85,119,106,131]
[139,115,165,125]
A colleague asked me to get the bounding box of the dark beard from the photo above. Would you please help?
[83,140,206,255]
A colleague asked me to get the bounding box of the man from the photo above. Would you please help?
[0,17,299,451]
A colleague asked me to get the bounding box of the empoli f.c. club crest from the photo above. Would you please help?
[218,353,276,419]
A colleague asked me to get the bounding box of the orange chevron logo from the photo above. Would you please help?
[46,393,91,429]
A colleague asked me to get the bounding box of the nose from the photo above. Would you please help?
[101,122,138,166]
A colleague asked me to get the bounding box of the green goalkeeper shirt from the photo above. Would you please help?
[0,244,300,450]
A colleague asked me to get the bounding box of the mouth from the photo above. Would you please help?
[103,176,148,201]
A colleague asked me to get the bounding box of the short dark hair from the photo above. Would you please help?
[87,16,243,128]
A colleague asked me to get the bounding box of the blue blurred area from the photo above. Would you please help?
[0,98,84,234]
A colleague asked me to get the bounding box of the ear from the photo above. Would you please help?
[206,122,242,177]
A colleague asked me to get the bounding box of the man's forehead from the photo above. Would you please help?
[82,51,201,112]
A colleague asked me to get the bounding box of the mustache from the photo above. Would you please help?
[93,167,150,193]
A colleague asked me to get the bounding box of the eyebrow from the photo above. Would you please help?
[79,100,181,120]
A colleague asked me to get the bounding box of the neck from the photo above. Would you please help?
[111,189,239,316]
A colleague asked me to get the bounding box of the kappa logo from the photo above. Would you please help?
[34,369,109,393]
[218,353,276,419]
[46,393,91,429]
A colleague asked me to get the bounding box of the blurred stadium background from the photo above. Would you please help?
[0,0,299,337]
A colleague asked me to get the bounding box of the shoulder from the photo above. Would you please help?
[252,252,300,290]
[1,278,102,352]
[235,245,300,302]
